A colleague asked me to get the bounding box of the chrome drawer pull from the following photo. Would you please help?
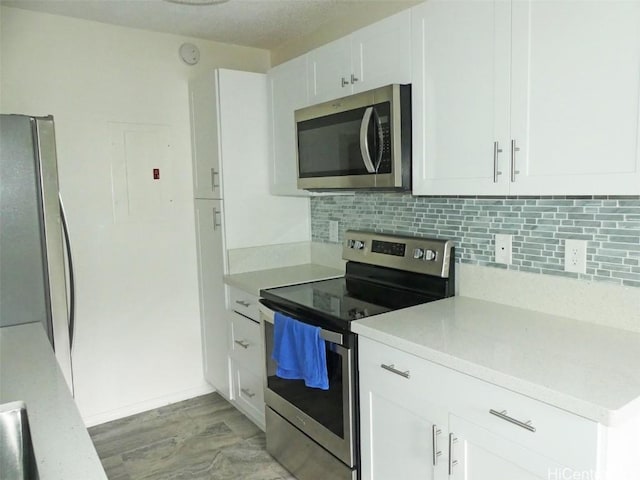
[234,340,250,349]
[380,363,410,379]
[235,300,251,308]
[241,388,255,398]
[489,409,536,432]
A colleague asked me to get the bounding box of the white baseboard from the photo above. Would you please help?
[82,383,215,427]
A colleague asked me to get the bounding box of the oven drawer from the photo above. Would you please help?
[229,312,261,371]
[231,360,265,428]
[228,287,259,322]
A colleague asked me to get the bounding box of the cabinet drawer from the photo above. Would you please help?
[450,372,598,471]
[228,287,259,321]
[229,312,262,371]
[359,337,443,403]
[231,361,265,428]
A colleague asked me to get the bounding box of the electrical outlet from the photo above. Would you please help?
[564,239,587,274]
[495,234,512,265]
[329,220,339,243]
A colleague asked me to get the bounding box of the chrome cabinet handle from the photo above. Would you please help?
[234,340,250,349]
[212,207,221,230]
[448,433,458,474]
[489,409,536,432]
[350,73,359,84]
[510,139,520,182]
[432,425,442,466]
[210,168,220,190]
[241,388,255,398]
[341,77,350,87]
[235,300,251,308]
[380,363,410,379]
[493,141,503,183]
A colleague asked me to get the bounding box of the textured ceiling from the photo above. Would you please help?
[0,0,417,50]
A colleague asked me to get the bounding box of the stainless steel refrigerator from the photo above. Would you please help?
[0,114,74,392]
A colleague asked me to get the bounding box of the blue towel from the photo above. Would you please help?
[272,313,329,390]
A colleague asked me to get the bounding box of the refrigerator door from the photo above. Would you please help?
[0,115,73,392]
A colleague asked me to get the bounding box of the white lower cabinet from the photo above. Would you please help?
[227,286,265,429]
[230,359,265,428]
[360,361,447,479]
[358,337,606,480]
[194,199,230,399]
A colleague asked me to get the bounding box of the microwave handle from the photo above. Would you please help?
[359,107,377,173]
[373,108,384,171]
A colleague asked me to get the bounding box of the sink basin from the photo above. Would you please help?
[0,401,39,480]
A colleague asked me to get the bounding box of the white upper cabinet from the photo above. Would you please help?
[412,1,511,196]
[268,55,311,197]
[308,36,352,104]
[190,70,223,199]
[308,9,412,104]
[412,0,640,196]
[509,1,640,195]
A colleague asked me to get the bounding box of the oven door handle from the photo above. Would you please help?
[260,301,345,347]
[319,329,343,345]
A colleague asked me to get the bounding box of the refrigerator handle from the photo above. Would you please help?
[59,195,75,349]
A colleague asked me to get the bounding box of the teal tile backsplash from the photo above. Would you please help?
[310,194,640,287]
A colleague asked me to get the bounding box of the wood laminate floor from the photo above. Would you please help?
[89,393,294,480]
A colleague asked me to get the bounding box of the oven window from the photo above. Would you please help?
[297,102,391,178]
[264,321,344,439]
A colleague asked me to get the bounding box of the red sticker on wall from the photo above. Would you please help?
[153,168,160,180]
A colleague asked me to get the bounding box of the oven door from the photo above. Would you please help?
[261,308,357,468]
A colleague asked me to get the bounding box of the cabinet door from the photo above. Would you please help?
[308,36,352,104]
[449,415,563,480]
[351,9,412,94]
[268,56,311,197]
[510,0,640,195]
[194,199,230,398]
[190,71,223,199]
[359,339,449,480]
[411,1,511,196]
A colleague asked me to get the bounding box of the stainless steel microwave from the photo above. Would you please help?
[295,84,411,190]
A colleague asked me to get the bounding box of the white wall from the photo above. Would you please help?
[0,6,270,425]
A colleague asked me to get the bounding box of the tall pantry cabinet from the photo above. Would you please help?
[189,69,310,401]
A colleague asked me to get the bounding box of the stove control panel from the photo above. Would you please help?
[343,230,454,277]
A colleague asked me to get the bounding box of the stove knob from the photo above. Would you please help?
[354,240,365,250]
[347,239,355,248]
[413,248,424,259]
[424,249,437,261]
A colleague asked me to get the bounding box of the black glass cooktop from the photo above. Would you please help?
[260,276,440,332]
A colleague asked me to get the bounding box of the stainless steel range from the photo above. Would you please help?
[259,230,455,480]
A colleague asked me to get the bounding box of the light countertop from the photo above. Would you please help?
[0,323,107,480]
[224,263,343,297]
[352,296,640,426]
